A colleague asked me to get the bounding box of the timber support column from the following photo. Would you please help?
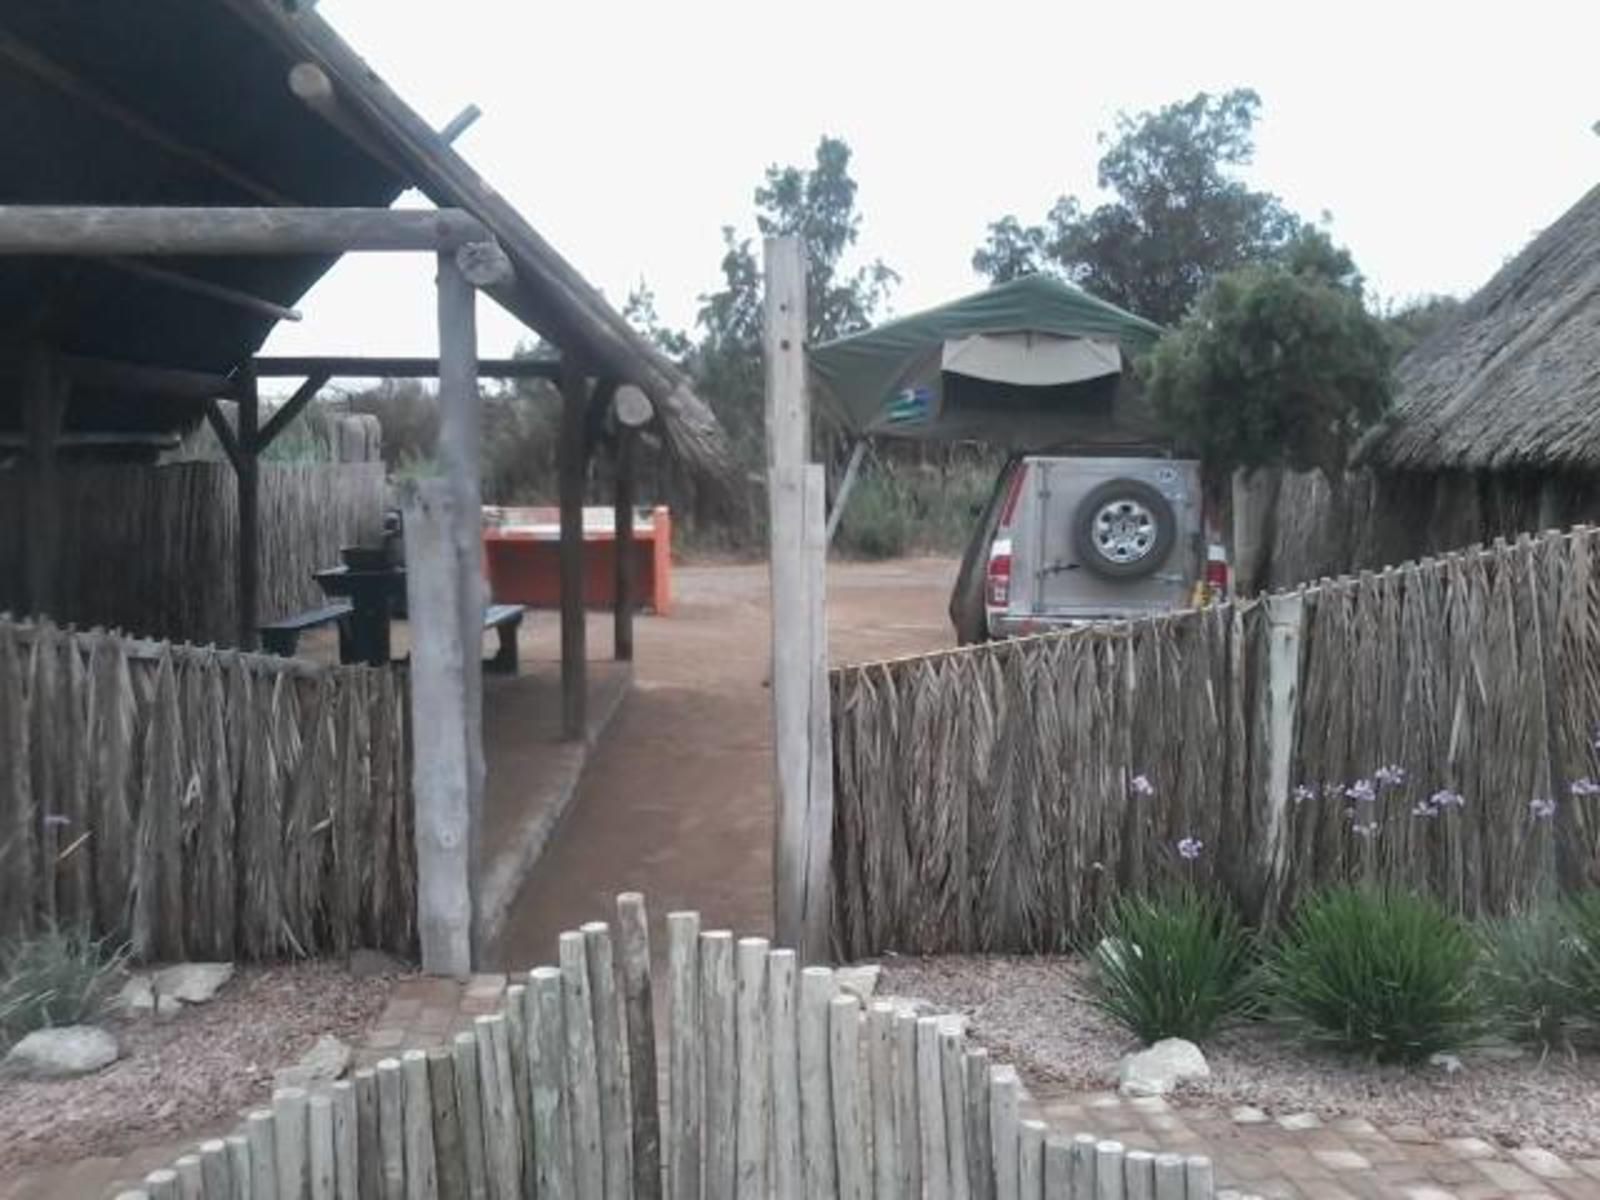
[764,236,834,962]
[558,359,590,739]
[236,366,261,648]
[611,382,652,663]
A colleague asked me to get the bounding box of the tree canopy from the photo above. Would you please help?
[972,89,1305,326]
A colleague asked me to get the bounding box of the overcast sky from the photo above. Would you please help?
[264,0,1600,363]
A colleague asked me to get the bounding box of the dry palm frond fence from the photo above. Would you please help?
[0,462,385,645]
[111,893,1223,1200]
[0,615,414,960]
[831,525,1600,959]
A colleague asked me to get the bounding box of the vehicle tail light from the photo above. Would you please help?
[986,549,1012,607]
[1204,543,1229,597]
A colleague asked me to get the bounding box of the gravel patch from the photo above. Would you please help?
[0,961,398,1171]
[881,954,1600,1159]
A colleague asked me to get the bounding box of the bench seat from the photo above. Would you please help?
[260,601,353,658]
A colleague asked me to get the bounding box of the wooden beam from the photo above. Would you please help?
[434,250,486,965]
[236,369,261,650]
[438,104,483,145]
[255,371,332,452]
[203,399,244,473]
[0,28,298,206]
[558,359,590,739]
[101,257,304,322]
[20,347,65,617]
[614,427,636,663]
[58,354,237,401]
[764,237,833,962]
[0,206,491,256]
[825,440,868,546]
[252,356,559,380]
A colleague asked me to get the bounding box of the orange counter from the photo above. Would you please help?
[482,505,671,614]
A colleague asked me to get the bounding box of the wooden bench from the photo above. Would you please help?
[483,603,525,674]
[260,601,353,658]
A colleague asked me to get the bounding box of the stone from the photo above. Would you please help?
[1511,1148,1576,1180]
[1278,1112,1324,1131]
[876,995,938,1018]
[117,974,156,1017]
[1118,1038,1209,1097]
[835,965,881,1003]
[1429,1051,1464,1074]
[2,1025,120,1078]
[1231,1105,1270,1124]
[155,994,184,1020]
[274,1035,352,1090]
[153,962,234,1004]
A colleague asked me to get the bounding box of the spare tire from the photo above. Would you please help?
[1072,477,1177,580]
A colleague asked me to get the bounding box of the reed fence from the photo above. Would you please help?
[830,525,1600,959]
[0,615,414,960]
[0,462,385,645]
[111,892,1228,1200]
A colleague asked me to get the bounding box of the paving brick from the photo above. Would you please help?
[1477,1161,1543,1192]
[1332,1118,1381,1137]
[1551,1176,1600,1200]
[1299,1181,1361,1200]
[1512,1150,1577,1181]
[1315,1150,1374,1172]
[1087,1092,1125,1109]
[1451,1184,1507,1200]
[1232,1106,1271,1125]
[366,1028,405,1050]
[1400,1188,1459,1200]
[1443,1140,1499,1161]
[1388,1126,1439,1146]
[415,1004,458,1034]
[1578,1163,1600,1184]
[379,996,423,1023]
[1280,1112,1326,1132]
[1431,1161,1493,1186]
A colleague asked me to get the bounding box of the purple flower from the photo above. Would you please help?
[1351,821,1381,839]
[1176,837,1204,860]
[1129,774,1155,798]
[1292,784,1316,804]
[1345,779,1377,804]
[1431,789,1466,810]
[1570,778,1600,798]
[1530,797,1558,820]
[1412,800,1439,819]
[1374,765,1407,788]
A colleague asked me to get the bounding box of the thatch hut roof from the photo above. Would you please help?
[1361,181,1600,472]
[0,1,731,484]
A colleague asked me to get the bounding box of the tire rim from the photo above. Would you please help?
[1091,498,1157,564]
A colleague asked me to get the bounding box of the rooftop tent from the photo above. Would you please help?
[807,274,1164,450]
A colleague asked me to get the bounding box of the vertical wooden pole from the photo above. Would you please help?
[614,429,636,662]
[701,930,738,1200]
[236,367,261,648]
[436,252,485,960]
[764,235,833,962]
[20,347,64,619]
[798,967,837,1200]
[940,1029,970,1200]
[616,894,661,1200]
[559,360,590,740]
[830,995,869,1200]
[867,1004,898,1200]
[667,912,703,1200]
[584,922,632,1200]
[735,938,772,1200]
[769,949,802,1200]
[404,480,475,977]
[530,967,576,1200]
[917,1019,948,1200]
[1258,592,1304,915]
[561,931,604,1200]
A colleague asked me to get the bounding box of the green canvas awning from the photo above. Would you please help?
[808,274,1164,449]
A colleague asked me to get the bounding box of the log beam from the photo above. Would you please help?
[20,347,65,616]
[252,356,559,381]
[0,206,491,256]
[58,354,237,401]
[558,360,590,739]
[101,257,304,323]
[255,371,333,452]
[614,424,636,663]
[235,369,261,649]
[203,399,244,473]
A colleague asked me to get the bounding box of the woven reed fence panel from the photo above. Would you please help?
[830,527,1600,958]
[0,617,415,961]
[0,462,385,645]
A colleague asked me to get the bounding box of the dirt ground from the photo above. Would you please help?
[491,556,960,968]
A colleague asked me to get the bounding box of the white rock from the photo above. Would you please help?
[2,1026,120,1078]
[1429,1051,1464,1074]
[154,962,234,1004]
[118,974,156,1016]
[875,995,938,1018]
[1118,1037,1209,1097]
[155,994,184,1020]
[274,1035,352,1090]
[835,965,881,1003]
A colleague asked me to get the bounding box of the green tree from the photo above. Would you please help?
[1382,294,1463,359]
[1142,261,1393,476]
[973,89,1304,325]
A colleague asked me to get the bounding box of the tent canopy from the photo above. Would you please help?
[808,274,1164,449]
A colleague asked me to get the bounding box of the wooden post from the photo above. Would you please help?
[1258,592,1304,914]
[765,235,835,961]
[1095,1143,1126,1200]
[20,347,63,619]
[559,360,590,739]
[436,251,486,959]
[667,912,703,1200]
[616,894,661,1200]
[1153,1155,1186,1200]
[235,366,261,648]
[867,1004,898,1200]
[451,1033,491,1200]
[917,1019,949,1200]
[355,1068,383,1200]
[735,938,772,1200]
[475,1014,523,1200]
[583,922,632,1200]
[226,1135,252,1200]
[273,1087,310,1200]
[1019,1122,1046,1200]
[198,1140,229,1200]
[1045,1138,1072,1200]
[404,480,475,977]
[988,1067,1020,1200]
[702,931,738,1200]
[1071,1135,1098,1200]
[376,1061,406,1200]
[798,968,837,1200]
[331,1079,359,1200]
[530,967,576,1200]
[1184,1157,1215,1200]
[768,949,802,1200]
[940,1029,970,1200]
[425,1050,467,1200]
[892,1013,922,1200]
[246,1109,279,1200]
[964,1048,994,1200]
[504,983,536,1200]
[614,428,637,662]
[830,995,869,1200]
[309,1094,337,1200]
[400,1051,438,1200]
[561,932,604,1200]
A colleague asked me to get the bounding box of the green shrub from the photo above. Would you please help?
[1478,909,1583,1050]
[1090,888,1257,1044]
[1267,888,1478,1063]
[1566,890,1600,1034]
[0,925,128,1048]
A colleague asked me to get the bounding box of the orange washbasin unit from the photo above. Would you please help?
[481,505,671,614]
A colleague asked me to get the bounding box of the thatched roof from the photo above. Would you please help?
[0,1,732,484]
[1361,181,1600,472]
